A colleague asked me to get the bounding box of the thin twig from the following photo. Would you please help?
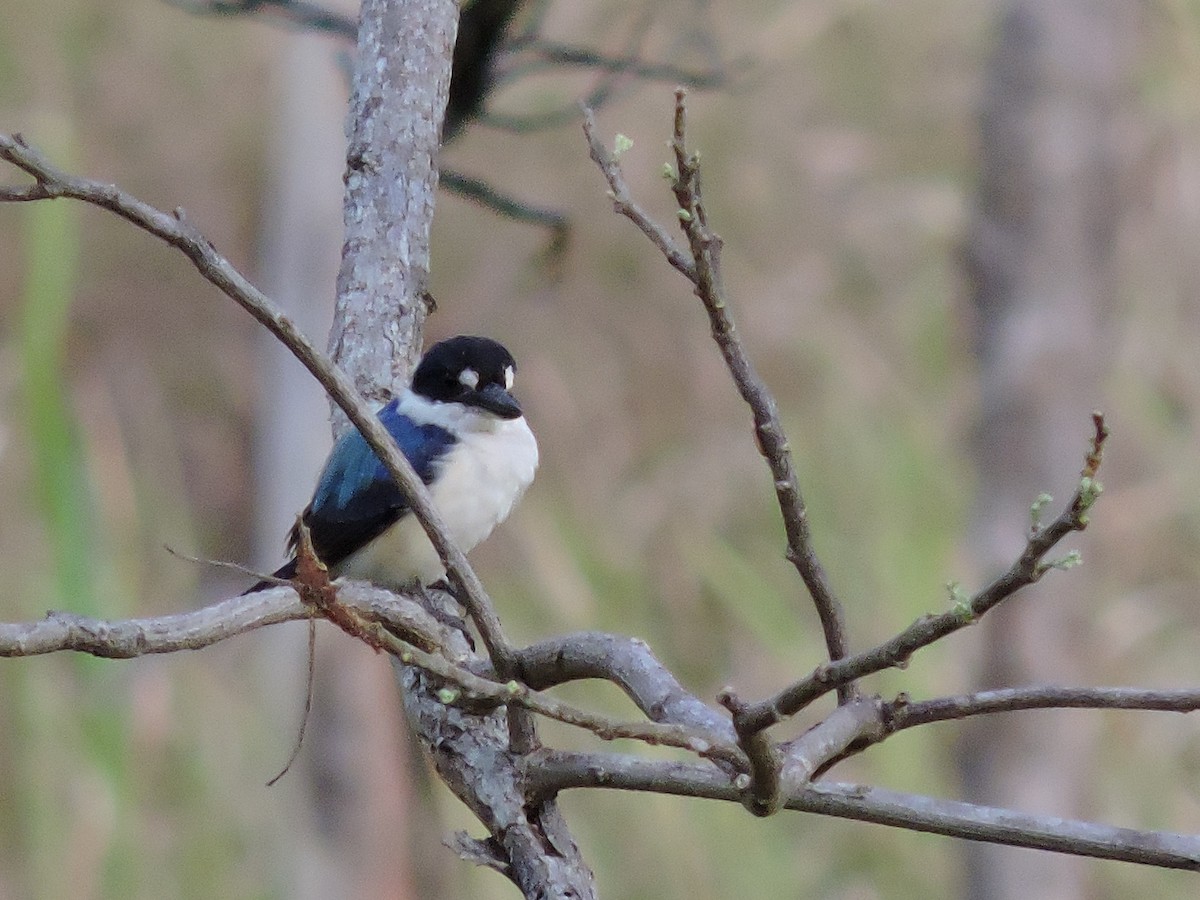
[581,109,695,278]
[582,94,853,701]
[441,169,568,249]
[266,619,317,786]
[737,414,1109,733]
[164,544,286,585]
[506,40,730,87]
[664,88,852,699]
[0,131,517,672]
[886,686,1200,731]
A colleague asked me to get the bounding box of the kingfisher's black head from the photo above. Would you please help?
[411,335,522,419]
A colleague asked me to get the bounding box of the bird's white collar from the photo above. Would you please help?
[396,389,513,434]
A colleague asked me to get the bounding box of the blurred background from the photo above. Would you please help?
[3,0,1200,897]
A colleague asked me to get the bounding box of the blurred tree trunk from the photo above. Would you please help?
[253,21,431,900]
[959,3,1139,898]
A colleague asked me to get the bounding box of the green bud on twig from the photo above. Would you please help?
[947,581,973,621]
[1077,476,1103,511]
[1030,492,1053,531]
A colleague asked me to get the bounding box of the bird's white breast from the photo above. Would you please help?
[338,413,538,587]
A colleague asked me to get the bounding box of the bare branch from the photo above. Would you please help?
[0,587,745,767]
[516,635,886,788]
[0,582,441,658]
[737,414,1109,733]
[333,0,456,403]
[399,664,595,898]
[509,627,1200,792]
[583,92,852,698]
[527,750,1200,871]
[581,109,695,278]
[505,39,731,87]
[441,169,568,249]
[513,635,887,803]
[329,2,591,890]
[665,89,852,695]
[512,631,736,741]
[887,686,1200,731]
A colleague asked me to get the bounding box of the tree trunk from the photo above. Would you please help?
[325,0,596,895]
[960,3,1139,898]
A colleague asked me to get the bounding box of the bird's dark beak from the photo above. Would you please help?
[471,382,523,419]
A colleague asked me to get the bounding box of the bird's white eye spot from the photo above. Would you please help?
[458,367,480,389]
[504,366,515,391]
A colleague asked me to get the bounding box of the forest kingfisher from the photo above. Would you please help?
[248,335,538,592]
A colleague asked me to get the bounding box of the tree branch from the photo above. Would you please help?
[503,39,731,88]
[332,0,454,402]
[887,686,1200,731]
[780,697,886,782]
[526,750,1200,871]
[327,3,590,892]
[583,93,853,701]
[582,110,695,277]
[4,582,1196,873]
[0,583,442,658]
[735,413,1108,734]
[165,0,358,40]
[0,584,750,773]
[441,168,568,248]
[513,631,736,740]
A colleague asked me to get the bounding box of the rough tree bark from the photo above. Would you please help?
[331,0,447,405]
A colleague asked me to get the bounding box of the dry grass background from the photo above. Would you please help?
[2,0,1200,897]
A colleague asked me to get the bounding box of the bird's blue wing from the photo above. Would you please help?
[287,399,455,569]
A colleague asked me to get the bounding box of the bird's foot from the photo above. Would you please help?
[415,581,476,651]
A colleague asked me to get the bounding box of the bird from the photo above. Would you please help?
[247,335,538,593]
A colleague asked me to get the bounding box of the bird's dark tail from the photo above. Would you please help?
[242,559,298,595]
